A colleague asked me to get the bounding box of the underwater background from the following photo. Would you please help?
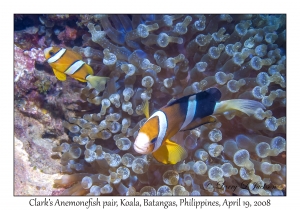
[14,14,286,196]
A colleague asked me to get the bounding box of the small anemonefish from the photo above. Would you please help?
[134,88,265,164]
[44,46,108,91]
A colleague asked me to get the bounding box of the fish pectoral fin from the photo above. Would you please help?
[53,68,66,81]
[152,144,169,164]
[180,115,216,131]
[152,139,187,164]
[142,99,150,119]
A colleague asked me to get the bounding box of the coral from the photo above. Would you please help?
[35,79,52,94]
[57,26,78,43]
[14,45,45,100]
[14,138,63,195]
[14,14,286,196]
[14,45,43,80]
[14,26,40,50]
[14,18,87,195]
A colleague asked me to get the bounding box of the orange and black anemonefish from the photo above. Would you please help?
[44,46,108,92]
[133,88,265,165]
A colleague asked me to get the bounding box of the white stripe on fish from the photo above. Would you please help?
[47,48,66,64]
[180,95,197,130]
[65,60,85,75]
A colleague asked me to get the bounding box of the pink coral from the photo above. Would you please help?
[14,45,36,77]
[14,45,45,81]
[37,36,47,48]
[14,45,47,98]
[14,26,41,50]
[23,47,45,63]
[57,26,77,42]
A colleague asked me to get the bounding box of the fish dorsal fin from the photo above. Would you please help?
[180,115,216,131]
[166,98,177,106]
[53,68,67,81]
[142,99,150,119]
[166,95,190,107]
[152,139,187,164]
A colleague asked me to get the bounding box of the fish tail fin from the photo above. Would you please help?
[213,99,265,116]
[86,75,109,92]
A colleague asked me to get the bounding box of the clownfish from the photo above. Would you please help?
[44,46,108,92]
[133,88,265,164]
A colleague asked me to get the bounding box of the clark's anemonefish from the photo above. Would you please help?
[133,88,265,165]
[44,46,108,92]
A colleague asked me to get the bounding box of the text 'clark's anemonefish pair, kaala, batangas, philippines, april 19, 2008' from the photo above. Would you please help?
[134,88,265,164]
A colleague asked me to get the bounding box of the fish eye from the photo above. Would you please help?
[49,51,54,56]
[151,137,157,144]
